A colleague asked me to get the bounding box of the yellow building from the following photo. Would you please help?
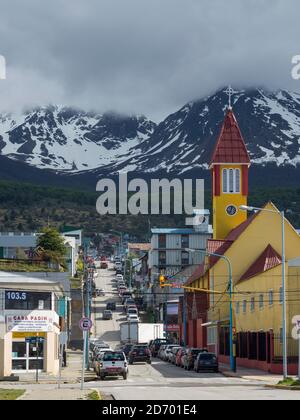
[185,107,300,374]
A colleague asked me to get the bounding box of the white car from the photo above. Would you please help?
[127,308,138,317]
[127,314,139,322]
[116,274,124,281]
[96,351,128,380]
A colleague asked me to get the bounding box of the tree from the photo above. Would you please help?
[37,227,67,268]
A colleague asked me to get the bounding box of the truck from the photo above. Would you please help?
[120,322,164,344]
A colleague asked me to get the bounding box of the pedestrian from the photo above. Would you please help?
[63,347,67,367]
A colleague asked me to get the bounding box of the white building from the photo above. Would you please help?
[0,272,67,377]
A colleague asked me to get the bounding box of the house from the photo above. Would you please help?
[0,231,78,278]
[183,107,300,374]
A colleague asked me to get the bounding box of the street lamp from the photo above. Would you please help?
[186,248,236,372]
[239,204,287,378]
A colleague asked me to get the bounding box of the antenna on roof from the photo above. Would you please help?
[224,85,238,110]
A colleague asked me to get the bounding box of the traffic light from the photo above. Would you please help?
[159,274,166,288]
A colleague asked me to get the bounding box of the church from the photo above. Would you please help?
[180,95,300,374]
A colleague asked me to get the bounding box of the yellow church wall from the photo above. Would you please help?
[213,164,247,240]
[235,265,283,334]
[207,202,300,326]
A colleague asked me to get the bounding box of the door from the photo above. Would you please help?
[12,340,44,372]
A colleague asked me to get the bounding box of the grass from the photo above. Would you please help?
[277,377,300,387]
[87,390,101,400]
[0,262,56,272]
[0,389,25,400]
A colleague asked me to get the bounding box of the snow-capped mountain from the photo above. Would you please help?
[1,88,300,180]
[0,106,156,171]
[109,88,300,176]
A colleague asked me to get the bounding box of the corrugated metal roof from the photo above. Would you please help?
[151,228,202,234]
[210,110,250,166]
[238,244,282,283]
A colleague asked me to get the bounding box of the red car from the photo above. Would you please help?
[175,348,187,367]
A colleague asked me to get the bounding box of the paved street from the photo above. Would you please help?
[87,265,300,400]
[3,264,299,400]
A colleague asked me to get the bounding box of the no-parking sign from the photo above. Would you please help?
[79,317,93,331]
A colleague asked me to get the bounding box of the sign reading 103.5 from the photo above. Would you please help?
[6,291,27,301]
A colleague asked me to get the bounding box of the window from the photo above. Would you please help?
[5,291,52,310]
[279,287,283,304]
[236,302,240,314]
[222,169,228,193]
[243,300,247,314]
[269,290,274,306]
[181,234,189,248]
[158,251,166,266]
[279,328,283,344]
[250,297,255,312]
[235,169,240,193]
[229,169,234,192]
[259,294,264,310]
[158,234,166,248]
[222,168,241,193]
[181,251,189,265]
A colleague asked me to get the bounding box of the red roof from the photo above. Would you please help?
[209,240,234,269]
[210,110,250,166]
[239,244,282,283]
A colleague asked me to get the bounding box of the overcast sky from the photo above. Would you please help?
[0,0,299,121]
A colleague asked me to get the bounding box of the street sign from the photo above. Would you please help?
[79,317,93,331]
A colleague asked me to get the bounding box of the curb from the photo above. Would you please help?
[265,385,300,391]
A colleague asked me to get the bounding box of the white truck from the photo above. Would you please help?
[120,322,164,344]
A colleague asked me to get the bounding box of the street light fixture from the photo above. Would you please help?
[239,204,287,379]
[186,248,236,372]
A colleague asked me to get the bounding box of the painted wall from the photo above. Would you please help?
[213,164,247,240]
[208,202,300,325]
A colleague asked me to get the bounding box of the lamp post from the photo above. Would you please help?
[186,248,236,372]
[239,204,287,379]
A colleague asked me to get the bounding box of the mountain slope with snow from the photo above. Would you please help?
[110,88,300,175]
[0,88,300,181]
[0,106,156,171]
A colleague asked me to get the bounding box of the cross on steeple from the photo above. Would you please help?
[224,85,238,110]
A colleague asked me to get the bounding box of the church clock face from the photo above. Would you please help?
[226,205,237,216]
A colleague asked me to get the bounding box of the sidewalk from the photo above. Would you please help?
[4,349,96,385]
[220,363,282,384]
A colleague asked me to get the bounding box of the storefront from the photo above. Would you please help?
[0,277,64,377]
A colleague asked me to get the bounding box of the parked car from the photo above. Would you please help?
[116,274,124,281]
[194,352,219,373]
[106,302,116,311]
[169,347,181,364]
[122,343,134,356]
[162,344,180,362]
[182,348,207,370]
[158,344,167,359]
[128,345,151,364]
[96,288,105,297]
[103,310,113,320]
[95,351,128,380]
[175,347,187,367]
[150,338,170,357]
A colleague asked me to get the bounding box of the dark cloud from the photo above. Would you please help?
[0,0,299,120]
